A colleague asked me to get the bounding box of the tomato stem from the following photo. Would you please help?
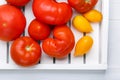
[85,0,91,4]
[26,46,31,51]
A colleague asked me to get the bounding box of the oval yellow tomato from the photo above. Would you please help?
[74,36,93,57]
[83,9,103,22]
[72,15,93,33]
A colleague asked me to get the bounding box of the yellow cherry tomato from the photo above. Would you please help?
[83,9,103,22]
[72,15,93,33]
[74,36,93,57]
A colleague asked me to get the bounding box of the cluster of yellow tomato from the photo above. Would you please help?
[72,9,103,57]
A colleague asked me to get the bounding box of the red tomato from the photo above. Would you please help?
[32,0,72,25]
[10,36,41,67]
[6,0,30,7]
[42,25,75,58]
[28,19,51,40]
[68,0,98,13]
[0,4,26,41]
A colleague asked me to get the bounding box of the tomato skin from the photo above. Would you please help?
[6,0,30,7]
[68,0,98,13]
[28,19,51,40]
[0,4,26,41]
[10,36,41,67]
[42,25,75,58]
[32,0,73,25]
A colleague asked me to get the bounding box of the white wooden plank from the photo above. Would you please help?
[24,0,35,36]
[8,42,17,65]
[85,0,101,64]
[55,58,69,64]
[100,0,109,65]
[40,52,53,64]
[0,41,7,64]
[70,9,84,64]
[0,0,7,5]
[86,23,99,64]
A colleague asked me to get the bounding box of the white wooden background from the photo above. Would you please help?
[1,0,120,79]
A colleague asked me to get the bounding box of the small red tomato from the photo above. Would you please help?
[28,19,51,40]
[10,36,41,67]
[6,0,30,7]
[0,4,26,41]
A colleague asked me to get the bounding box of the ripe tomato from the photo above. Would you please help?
[10,36,41,67]
[72,15,93,33]
[42,25,75,58]
[0,4,26,41]
[68,0,98,13]
[32,0,72,25]
[74,36,93,56]
[6,0,30,7]
[28,19,51,40]
[83,9,103,22]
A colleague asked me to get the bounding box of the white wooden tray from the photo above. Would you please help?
[0,0,109,70]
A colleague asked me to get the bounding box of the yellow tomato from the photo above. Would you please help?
[72,15,93,33]
[74,36,93,57]
[83,9,103,22]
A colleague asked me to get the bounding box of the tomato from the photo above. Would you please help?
[0,4,26,41]
[32,0,72,25]
[83,9,103,22]
[72,15,93,33]
[42,25,75,58]
[68,0,98,13]
[74,36,93,56]
[28,19,51,40]
[10,36,41,67]
[6,0,30,7]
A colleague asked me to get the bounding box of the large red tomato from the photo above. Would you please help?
[68,0,98,13]
[0,4,26,41]
[28,19,51,40]
[6,0,30,7]
[32,0,72,25]
[42,25,75,58]
[10,36,41,67]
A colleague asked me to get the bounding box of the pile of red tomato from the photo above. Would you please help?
[0,0,98,67]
